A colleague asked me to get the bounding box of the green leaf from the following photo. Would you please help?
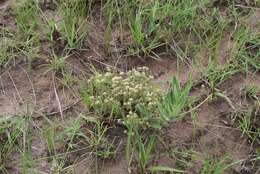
[158,77,192,123]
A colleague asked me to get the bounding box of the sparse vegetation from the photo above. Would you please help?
[0,0,259,173]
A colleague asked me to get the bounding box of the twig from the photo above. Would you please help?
[181,94,213,115]
[45,98,82,116]
[0,76,5,95]
[52,73,64,121]
[169,39,193,69]
[19,65,37,106]
[73,50,115,69]
[215,90,237,111]
[234,4,260,10]
[8,71,23,103]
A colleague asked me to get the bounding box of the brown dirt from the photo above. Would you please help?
[0,0,8,10]
[0,64,79,117]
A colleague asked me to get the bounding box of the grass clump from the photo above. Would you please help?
[47,53,67,73]
[12,0,40,38]
[0,117,27,173]
[203,63,239,92]
[40,115,116,173]
[239,84,260,144]
[0,27,39,72]
[0,31,16,69]
[200,156,236,174]
[193,7,229,54]
[159,77,192,122]
[62,115,116,159]
[243,84,260,101]
[232,26,260,72]
[169,147,197,171]
[58,0,88,49]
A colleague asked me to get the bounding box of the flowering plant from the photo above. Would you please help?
[81,67,162,128]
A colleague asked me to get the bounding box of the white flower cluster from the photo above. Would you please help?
[84,67,162,125]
